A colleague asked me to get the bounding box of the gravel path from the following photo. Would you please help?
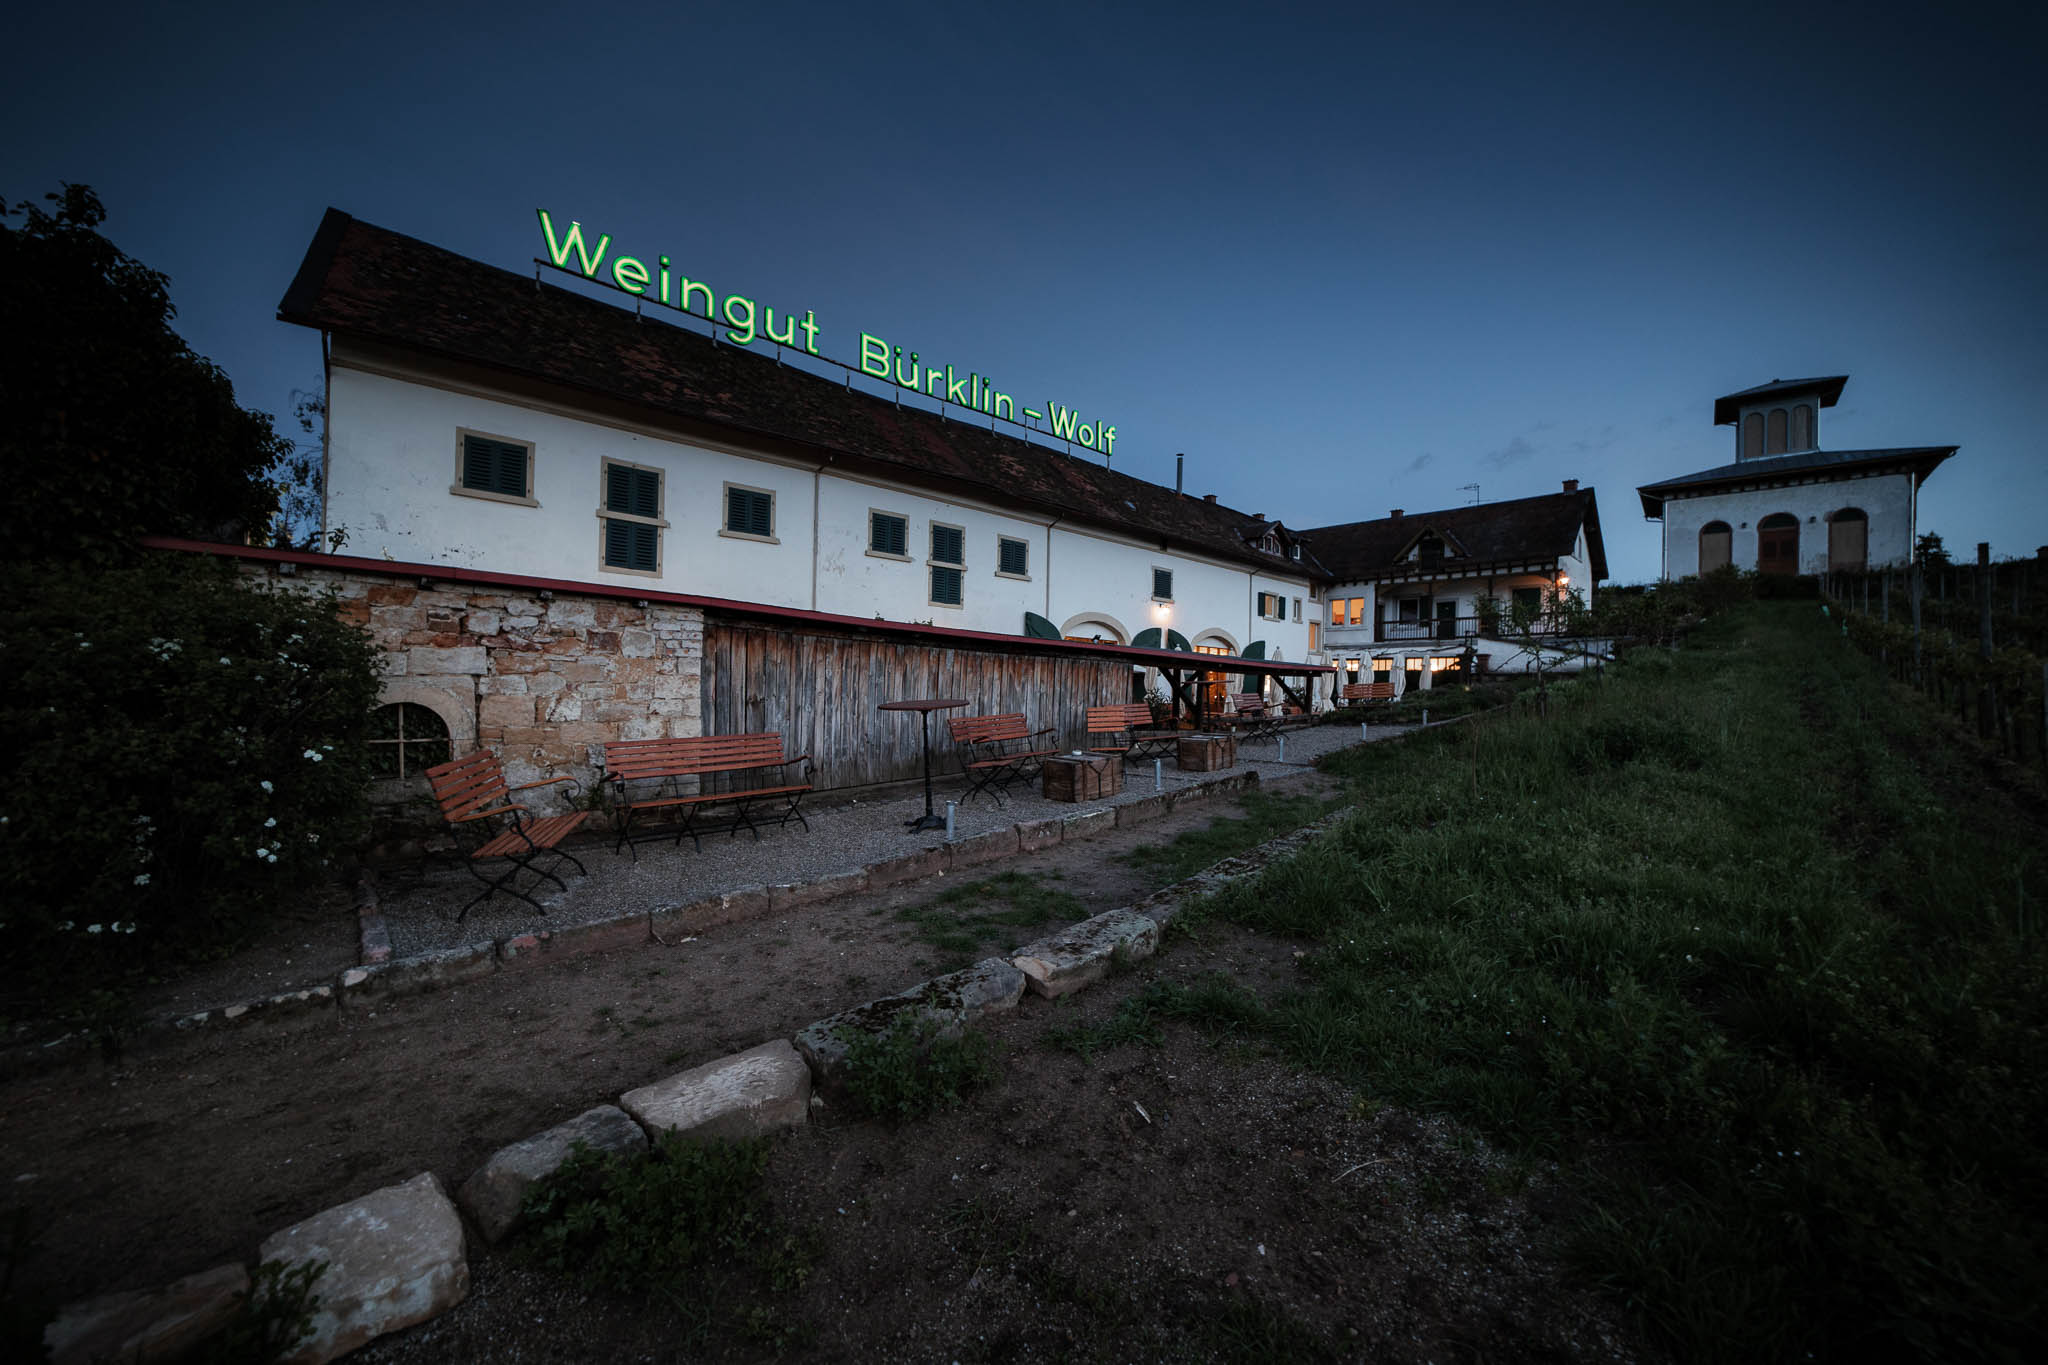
[377,722,1400,957]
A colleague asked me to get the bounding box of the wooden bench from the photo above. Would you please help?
[1222,690,1314,741]
[1083,703,1179,765]
[601,733,813,857]
[1339,681,1396,705]
[425,750,590,920]
[947,713,1058,806]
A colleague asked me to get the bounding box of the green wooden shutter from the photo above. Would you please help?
[871,512,907,556]
[998,538,1028,575]
[728,487,771,537]
[1132,627,1162,648]
[931,524,964,564]
[462,435,529,498]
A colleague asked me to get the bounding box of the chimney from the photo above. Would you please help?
[1203,493,1217,504]
[1562,479,1579,493]
[1175,452,1184,493]
[1389,508,1404,519]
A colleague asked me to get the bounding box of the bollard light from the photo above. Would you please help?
[1422,708,1429,726]
[944,799,957,841]
[1153,758,1163,791]
[1361,721,1368,741]
[1278,735,1286,762]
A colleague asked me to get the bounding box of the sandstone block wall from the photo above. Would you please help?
[248,564,704,795]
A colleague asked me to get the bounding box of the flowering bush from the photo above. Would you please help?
[0,553,380,1011]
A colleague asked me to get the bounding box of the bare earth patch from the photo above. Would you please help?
[2,770,1653,1361]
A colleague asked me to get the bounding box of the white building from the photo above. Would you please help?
[268,209,1330,788]
[1637,376,1957,578]
[1300,483,1608,694]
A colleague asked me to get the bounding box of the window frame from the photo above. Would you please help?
[367,701,454,780]
[451,428,538,507]
[720,481,778,543]
[597,458,667,578]
[929,520,966,609]
[867,508,911,561]
[1256,590,1284,621]
[995,534,1031,581]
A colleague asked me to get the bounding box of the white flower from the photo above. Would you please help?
[306,833,320,844]
[220,657,232,665]
[87,924,103,934]
[133,873,151,887]
[264,817,277,828]
[58,920,73,931]
[260,780,274,794]
[302,749,323,762]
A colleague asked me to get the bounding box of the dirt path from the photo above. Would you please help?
[4,770,1649,1360]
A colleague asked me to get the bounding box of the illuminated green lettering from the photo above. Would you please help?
[722,294,757,345]
[1045,403,1080,441]
[675,278,713,317]
[859,333,890,378]
[895,349,920,389]
[1077,423,1097,449]
[1102,425,1116,457]
[659,256,670,304]
[993,391,1014,420]
[764,307,797,346]
[536,210,609,277]
[798,311,820,355]
[612,257,649,294]
[945,366,969,404]
[926,367,946,397]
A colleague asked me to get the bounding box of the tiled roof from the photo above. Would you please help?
[1635,446,1958,518]
[1711,376,1848,425]
[279,210,1327,580]
[1296,488,1606,582]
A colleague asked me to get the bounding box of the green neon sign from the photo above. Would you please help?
[537,210,1116,457]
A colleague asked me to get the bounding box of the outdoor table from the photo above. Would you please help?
[879,698,970,832]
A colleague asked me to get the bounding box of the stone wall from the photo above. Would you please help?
[245,563,704,794]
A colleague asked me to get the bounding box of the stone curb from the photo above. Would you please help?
[43,785,1359,1362]
[0,766,1270,1078]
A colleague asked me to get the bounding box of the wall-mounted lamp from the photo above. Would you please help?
[537,589,555,601]
[276,561,298,577]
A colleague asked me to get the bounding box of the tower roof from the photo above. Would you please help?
[1712,376,1848,425]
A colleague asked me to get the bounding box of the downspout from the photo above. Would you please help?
[319,331,333,545]
[810,458,828,611]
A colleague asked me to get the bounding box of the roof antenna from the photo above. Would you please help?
[1460,483,1481,505]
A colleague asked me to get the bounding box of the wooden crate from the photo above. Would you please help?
[1177,733,1237,772]
[1041,753,1122,802]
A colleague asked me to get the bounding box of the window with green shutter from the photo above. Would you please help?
[725,485,774,538]
[600,461,663,574]
[1152,567,1174,600]
[930,523,965,606]
[930,523,964,566]
[931,566,964,606]
[869,511,908,557]
[457,432,532,501]
[997,536,1028,577]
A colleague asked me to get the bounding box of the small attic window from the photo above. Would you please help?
[1290,544,1302,561]
[1416,533,1446,567]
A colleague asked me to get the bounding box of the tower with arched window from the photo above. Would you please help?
[1636,375,1957,578]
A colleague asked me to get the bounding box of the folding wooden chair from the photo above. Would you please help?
[425,750,590,919]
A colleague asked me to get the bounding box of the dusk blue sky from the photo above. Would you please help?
[8,1,2043,582]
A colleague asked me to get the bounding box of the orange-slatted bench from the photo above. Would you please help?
[1083,702,1179,764]
[424,750,590,919]
[601,733,813,857]
[946,712,1058,805]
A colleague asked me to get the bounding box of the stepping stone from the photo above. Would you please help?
[794,957,1025,1093]
[1011,908,1160,998]
[257,1171,468,1365]
[458,1104,648,1244]
[620,1038,810,1139]
[45,1263,247,1365]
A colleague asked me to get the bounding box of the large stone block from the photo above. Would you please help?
[478,694,534,728]
[1011,908,1160,999]
[620,1039,810,1139]
[794,958,1026,1093]
[258,1172,468,1365]
[408,646,487,676]
[457,1105,647,1244]
[946,826,1019,870]
[45,1263,248,1365]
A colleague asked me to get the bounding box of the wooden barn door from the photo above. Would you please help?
[1757,514,1800,574]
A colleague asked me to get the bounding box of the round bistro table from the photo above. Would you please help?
[878,698,970,832]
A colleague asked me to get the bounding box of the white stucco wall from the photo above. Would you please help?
[324,353,1315,656]
[1659,470,1914,577]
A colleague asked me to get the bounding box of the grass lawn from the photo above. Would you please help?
[1135,602,2046,1360]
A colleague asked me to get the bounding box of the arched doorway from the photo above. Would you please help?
[1757,513,1799,575]
[1699,520,1732,574]
[1827,509,1867,572]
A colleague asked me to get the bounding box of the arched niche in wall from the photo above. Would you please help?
[1699,520,1733,573]
[1827,508,1868,572]
[1743,412,1765,460]
[1058,612,1129,644]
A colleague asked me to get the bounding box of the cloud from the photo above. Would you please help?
[1484,435,1539,468]
[1402,452,1433,474]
